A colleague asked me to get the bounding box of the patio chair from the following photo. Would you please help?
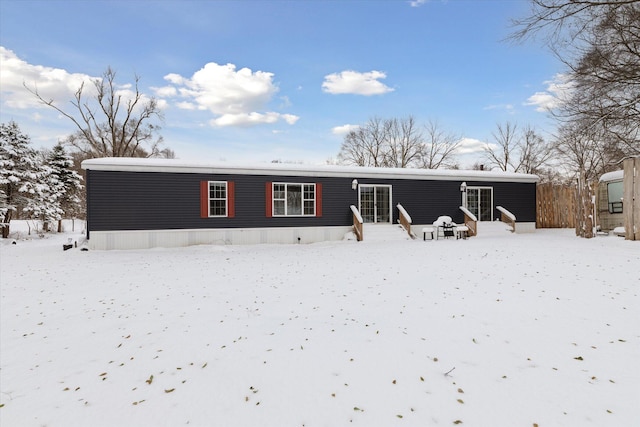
[442,222,455,238]
[434,216,454,239]
[456,225,469,239]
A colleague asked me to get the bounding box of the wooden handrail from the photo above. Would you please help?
[459,206,477,237]
[496,206,516,232]
[396,203,414,238]
[350,205,363,241]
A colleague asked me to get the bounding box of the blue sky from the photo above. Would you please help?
[0,0,563,166]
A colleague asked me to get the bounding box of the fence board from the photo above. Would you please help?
[623,157,640,240]
[536,183,577,228]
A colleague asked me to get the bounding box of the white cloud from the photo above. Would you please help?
[164,73,186,85]
[210,112,299,127]
[282,114,299,125]
[525,73,574,112]
[152,85,177,97]
[156,99,169,110]
[409,0,428,7]
[0,46,94,109]
[483,103,514,112]
[1,46,158,117]
[456,137,487,155]
[525,92,557,112]
[322,70,394,96]
[332,124,360,135]
[279,96,292,109]
[157,61,298,127]
[176,101,197,110]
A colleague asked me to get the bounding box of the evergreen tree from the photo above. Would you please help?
[0,121,41,238]
[46,143,84,231]
[21,157,62,233]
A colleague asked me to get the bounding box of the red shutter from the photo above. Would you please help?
[316,183,322,217]
[227,181,235,218]
[265,182,272,217]
[200,181,209,218]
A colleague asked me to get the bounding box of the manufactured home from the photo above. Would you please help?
[82,158,539,250]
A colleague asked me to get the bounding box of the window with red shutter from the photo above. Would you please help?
[315,182,322,217]
[265,182,272,217]
[200,181,233,218]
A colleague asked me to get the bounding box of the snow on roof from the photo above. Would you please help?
[81,157,539,183]
[599,170,624,183]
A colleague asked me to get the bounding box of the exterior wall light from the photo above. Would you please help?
[352,179,359,190]
[460,181,467,208]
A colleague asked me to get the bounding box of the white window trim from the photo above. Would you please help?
[272,182,316,217]
[208,181,228,218]
[466,186,494,222]
[607,180,624,214]
[357,184,393,224]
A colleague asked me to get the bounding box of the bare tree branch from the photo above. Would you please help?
[484,122,520,172]
[339,116,455,169]
[25,67,167,158]
[419,120,462,169]
[510,1,640,177]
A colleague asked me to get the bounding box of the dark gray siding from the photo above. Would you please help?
[488,181,537,222]
[354,178,536,224]
[86,170,537,232]
[86,170,359,232]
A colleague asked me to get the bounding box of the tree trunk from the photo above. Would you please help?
[575,169,594,238]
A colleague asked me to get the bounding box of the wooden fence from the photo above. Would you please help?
[537,159,639,240]
[623,157,640,240]
[536,183,577,228]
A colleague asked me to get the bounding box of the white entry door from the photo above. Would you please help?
[359,185,392,223]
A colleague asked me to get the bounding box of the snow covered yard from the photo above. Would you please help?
[1,223,638,427]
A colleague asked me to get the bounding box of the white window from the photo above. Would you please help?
[208,181,228,217]
[273,183,315,216]
[607,181,623,213]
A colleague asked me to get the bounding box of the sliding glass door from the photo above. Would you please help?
[359,185,392,223]
[466,187,493,221]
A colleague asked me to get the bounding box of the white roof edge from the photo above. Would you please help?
[81,157,540,183]
[599,170,624,182]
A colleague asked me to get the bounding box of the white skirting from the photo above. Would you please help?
[514,222,536,233]
[88,226,353,250]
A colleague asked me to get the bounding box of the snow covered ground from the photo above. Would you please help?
[1,221,638,427]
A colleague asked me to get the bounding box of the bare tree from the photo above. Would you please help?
[509,1,639,48]
[553,117,632,181]
[484,122,521,171]
[338,117,388,167]
[418,120,461,169]
[517,125,553,174]
[555,3,640,163]
[338,117,423,168]
[384,116,424,168]
[26,67,168,158]
[484,122,553,174]
[338,116,461,169]
[511,1,640,173]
